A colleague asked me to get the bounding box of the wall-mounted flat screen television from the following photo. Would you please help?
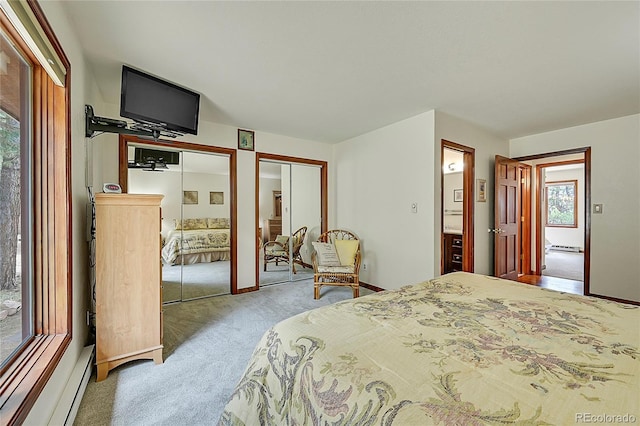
[134,147,180,165]
[120,65,200,135]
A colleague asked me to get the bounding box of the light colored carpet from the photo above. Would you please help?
[259,262,314,286]
[163,262,231,303]
[73,279,372,425]
[543,250,584,281]
[162,259,314,303]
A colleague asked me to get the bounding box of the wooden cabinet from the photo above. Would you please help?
[443,232,464,274]
[95,193,164,382]
[265,218,282,241]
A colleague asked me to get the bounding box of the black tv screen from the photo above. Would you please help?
[134,147,180,165]
[120,65,200,135]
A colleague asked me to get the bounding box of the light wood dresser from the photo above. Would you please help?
[94,193,164,381]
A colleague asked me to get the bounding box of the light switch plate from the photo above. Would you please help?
[593,204,603,214]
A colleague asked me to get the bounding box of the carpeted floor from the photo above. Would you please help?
[73,279,371,425]
[163,262,231,302]
[162,258,315,303]
[542,250,584,281]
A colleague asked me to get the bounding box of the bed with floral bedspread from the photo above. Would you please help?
[220,272,639,425]
[161,218,231,265]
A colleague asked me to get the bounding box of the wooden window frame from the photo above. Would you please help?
[0,1,72,424]
[545,179,578,228]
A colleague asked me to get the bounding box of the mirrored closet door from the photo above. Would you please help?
[258,160,321,286]
[127,143,231,303]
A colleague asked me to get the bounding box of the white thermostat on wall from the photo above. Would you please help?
[102,183,122,193]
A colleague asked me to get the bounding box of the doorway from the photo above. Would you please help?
[256,153,327,288]
[119,136,238,300]
[531,156,585,294]
[441,140,475,274]
[494,148,590,295]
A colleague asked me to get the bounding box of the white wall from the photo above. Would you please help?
[544,167,585,250]
[334,111,436,289]
[25,2,100,423]
[510,114,640,302]
[434,111,510,276]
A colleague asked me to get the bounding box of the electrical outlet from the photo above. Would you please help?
[363,263,367,270]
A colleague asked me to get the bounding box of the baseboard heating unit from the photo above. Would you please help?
[48,345,94,425]
[550,245,581,252]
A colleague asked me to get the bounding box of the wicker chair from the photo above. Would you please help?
[312,229,361,299]
[263,226,307,273]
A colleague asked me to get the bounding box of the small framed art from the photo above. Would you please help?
[210,191,224,205]
[453,189,463,202]
[477,179,487,202]
[238,129,255,151]
[183,190,198,205]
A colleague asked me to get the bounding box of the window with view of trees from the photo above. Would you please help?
[545,180,577,228]
[1,2,71,423]
[0,28,32,368]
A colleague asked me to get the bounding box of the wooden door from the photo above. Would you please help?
[493,155,524,280]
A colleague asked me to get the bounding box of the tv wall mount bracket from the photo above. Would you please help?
[85,105,183,140]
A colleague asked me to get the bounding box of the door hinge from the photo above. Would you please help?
[521,178,525,184]
[521,216,525,222]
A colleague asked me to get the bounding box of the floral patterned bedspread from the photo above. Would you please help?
[161,228,230,265]
[220,272,639,425]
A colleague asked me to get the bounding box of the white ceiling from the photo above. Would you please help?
[60,1,639,143]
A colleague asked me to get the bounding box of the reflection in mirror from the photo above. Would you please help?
[288,164,321,282]
[259,161,287,286]
[127,144,231,303]
[259,161,320,285]
[442,147,465,274]
[442,148,464,234]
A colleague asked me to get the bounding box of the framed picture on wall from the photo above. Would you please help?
[183,190,198,205]
[238,129,255,151]
[210,191,224,205]
[477,179,487,202]
[454,189,463,202]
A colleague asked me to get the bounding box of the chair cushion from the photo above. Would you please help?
[265,246,286,255]
[335,239,359,266]
[275,235,289,246]
[317,264,355,273]
[312,242,341,266]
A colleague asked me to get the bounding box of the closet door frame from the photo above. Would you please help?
[118,135,238,294]
[255,153,328,290]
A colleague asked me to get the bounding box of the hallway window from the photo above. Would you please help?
[545,180,577,227]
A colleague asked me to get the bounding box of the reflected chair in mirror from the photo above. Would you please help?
[311,229,361,299]
[263,226,307,273]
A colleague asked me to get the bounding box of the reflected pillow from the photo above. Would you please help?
[275,235,289,246]
[312,242,341,266]
[175,218,208,230]
[334,239,359,266]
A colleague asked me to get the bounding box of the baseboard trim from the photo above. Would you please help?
[588,293,639,306]
[360,282,384,292]
[49,345,94,425]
